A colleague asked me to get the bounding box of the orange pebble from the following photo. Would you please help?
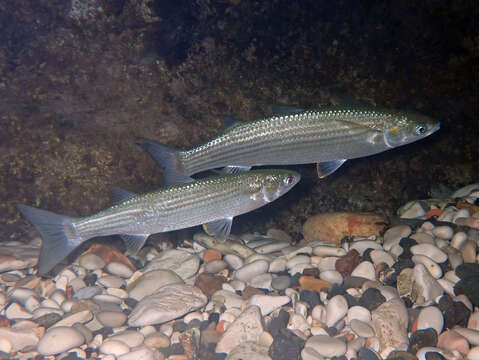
[425,209,443,218]
[203,249,222,263]
[411,317,418,332]
[216,320,227,333]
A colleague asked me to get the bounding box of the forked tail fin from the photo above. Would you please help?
[16,204,82,276]
[136,137,187,187]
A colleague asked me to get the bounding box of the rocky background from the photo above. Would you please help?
[1,0,478,240]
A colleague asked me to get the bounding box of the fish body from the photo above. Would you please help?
[139,107,440,185]
[17,169,300,275]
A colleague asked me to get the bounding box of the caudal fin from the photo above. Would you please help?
[136,137,188,187]
[16,204,81,276]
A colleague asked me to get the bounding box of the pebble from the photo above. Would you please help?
[410,244,448,263]
[0,242,39,272]
[351,319,375,337]
[224,254,244,270]
[37,326,84,355]
[97,311,127,328]
[299,276,332,292]
[255,241,290,254]
[437,329,469,355]
[271,275,291,291]
[100,340,130,356]
[351,261,376,281]
[416,306,444,334]
[247,294,290,316]
[234,260,269,282]
[51,309,93,328]
[227,341,271,360]
[433,226,455,240]
[144,331,170,348]
[106,261,134,278]
[320,270,343,285]
[127,269,184,301]
[305,335,347,357]
[144,249,201,280]
[204,259,228,274]
[326,295,348,327]
[347,305,371,324]
[78,253,105,270]
[216,305,264,354]
[383,225,412,251]
[0,327,40,352]
[118,346,163,360]
[128,284,207,326]
[412,255,443,279]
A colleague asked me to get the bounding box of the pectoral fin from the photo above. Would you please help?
[316,159,347,178]
[120,234,149,255]
[203,217,233,238]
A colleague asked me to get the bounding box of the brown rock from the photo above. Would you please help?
[84,243,136,271]
[203,249,222,263]
[299,276,332,292]
[302,268,319,278]
[0,315,11,327]
[194,273,226,296]
[302,212,387,244]
[335,249,360,277]
[241,286,266,300]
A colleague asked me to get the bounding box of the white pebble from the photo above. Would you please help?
[350,240,382,256]
[311,305,326,323]
[109,330,144,348]
[412,255,442,279]
[411,232,435,244]
[410,243,447,263]
[97,311,127,328]
[351,261,376,281]
[347,306,371,324]
[433,226,454,240]
[370,250,395,267]
[37,326,84,355]
[100,340,130,356]
[383,225,411,251]
[247,295,291,316]
[305,335,347,357]
[78,253,105,271]
[286,255,311,269]
[455,327,479,346]
[350,319,375,338]
[106,262,133,278]
[453,208,471,223]
[416,306,443,334]
[326,295,348,327]
[234,260,268,282]
[313,246,346,257]
[269,258,287,273]
[317,257,338,272]
[467,346,479,360]
[320,270,343,285]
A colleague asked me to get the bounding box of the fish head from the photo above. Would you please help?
[247,170,301,203]
[382,111,440,148]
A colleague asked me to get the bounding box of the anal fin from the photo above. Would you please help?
[316,159,347,178]
[203,217,233,238]
[120,234,149,255]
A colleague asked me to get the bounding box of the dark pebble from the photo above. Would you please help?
[327,284,348,299]
[302,268,319,277]
[454,301,471,327]
[173,321,187,332]
[268,328,304,360]
[198,342,227,360]
[358,347,381,360]
[83,273,98,286]
[454,276,479,306]
[358,288,386,311]
[326,326,338,336]
[402,296,414,309]
[199,320,210,331]
[300,290,321,308]
[290,273,301,287]
[345,293,359,307]
[437,294,456,329]
[343,276,369,289]
[392,259,415,273]
[59,353,81,360]
[361,248,374,263]
[188,318,202,329]
[93,327,113,338]
[455,263,479,279]
[334,356,348,360]
[124,297,138,308]
[268,309,290,337]
[399,237,417,250]
[408,328,438,354]
[425,352,447,360]
[85,347,94,358]
[34,313,62,328]
[160,343,185,357]
[387,350,418,360]
[208,312,220,324]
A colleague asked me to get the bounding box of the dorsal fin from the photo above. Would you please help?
[111,187,137,204]
[219,116,241,133]
[272,105,305,116]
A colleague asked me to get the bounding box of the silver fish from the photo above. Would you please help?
[138,106,440,185]
[16,169,300,275]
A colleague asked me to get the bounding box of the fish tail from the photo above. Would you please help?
[16,204,81,276]
[137,137,187,186]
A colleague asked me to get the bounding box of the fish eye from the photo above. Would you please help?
[284,175,295,186]
[266,182,277,190]
[416,125,426,135]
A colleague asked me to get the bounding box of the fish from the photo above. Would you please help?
[138,106,440,186]
[16,169,300,275]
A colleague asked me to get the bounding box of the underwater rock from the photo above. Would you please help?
[302,212,387,244]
